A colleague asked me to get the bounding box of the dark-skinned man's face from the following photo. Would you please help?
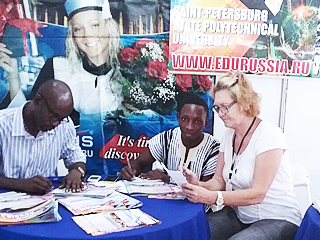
[177,103,208,145]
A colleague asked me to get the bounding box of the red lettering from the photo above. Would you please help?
[301,61,311,76]
[214,56,222,70]
[231,57,240,71]
[266,59,275,73]
[171,54,186,69]
[258,58,266,72]
[291,60,300,74]
[249,58,258,73]
[222,57,230,70]
[240,57,248,72]
[199,55,213,70]
[186,55,199,70]
[279,59,288,74]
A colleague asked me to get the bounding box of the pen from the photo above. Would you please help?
[125,151,132,170]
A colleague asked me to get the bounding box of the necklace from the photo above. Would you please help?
[229,117,257,180]
[232,116,257,155]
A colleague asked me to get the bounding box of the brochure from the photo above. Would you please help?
[123,178,175,196]
[72,209,160,236]
[57,191,143,215]
[51,183,118,198]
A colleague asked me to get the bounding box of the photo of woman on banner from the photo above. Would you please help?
[29,0,129,125]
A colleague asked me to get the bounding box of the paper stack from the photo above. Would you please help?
[0,192,61,225]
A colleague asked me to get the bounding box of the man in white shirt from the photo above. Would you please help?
[121,93,219,182]
[0,80,86,194]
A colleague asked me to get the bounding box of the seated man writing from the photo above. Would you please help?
[121,93,220,182]
[0,79,86,194]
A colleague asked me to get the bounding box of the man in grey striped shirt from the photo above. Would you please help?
[121,93,219,182]
[0,80,86,194]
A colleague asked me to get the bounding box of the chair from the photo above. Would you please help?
[291,162,312,216]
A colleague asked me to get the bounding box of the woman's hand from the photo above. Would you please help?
[182,182,216,205]
[181,166,199,185]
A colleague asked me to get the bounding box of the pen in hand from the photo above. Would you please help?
[125,151,132,171]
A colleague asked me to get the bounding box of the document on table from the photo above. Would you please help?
[72,208,160,236]
[52,183,118,198]
[123,179,174,195]
[159,162,187,186]
[57,191,143,215]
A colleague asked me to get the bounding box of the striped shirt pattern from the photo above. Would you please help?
[0,105,86,178]
[148,127,220,179]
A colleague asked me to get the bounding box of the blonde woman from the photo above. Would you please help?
[182,71,301,240]
[30,0,129,121]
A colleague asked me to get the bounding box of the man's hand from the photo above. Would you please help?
[22,176,52,194]
[60,169,84,192]
[140,170,170,182]
[120,165,137,181]
[0,176,52,194]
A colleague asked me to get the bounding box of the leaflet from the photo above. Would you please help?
[52,183,118,198]
[72,209,160,236]
[57,191,142,215]
[159,162,187,186]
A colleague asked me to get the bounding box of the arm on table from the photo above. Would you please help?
[0,175,52,194]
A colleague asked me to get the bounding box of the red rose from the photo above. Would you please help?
[144,60,168,81]
[161,41,169,60]
[120,47,140,66]
[176,74,192,92]
[195,75,212,91]
[134,38,156,50]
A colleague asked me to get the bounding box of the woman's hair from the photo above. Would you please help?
[210,71,261,117]
[65,16,120,71]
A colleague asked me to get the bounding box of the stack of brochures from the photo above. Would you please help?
[0,192,61,225]
[72,208,160,236]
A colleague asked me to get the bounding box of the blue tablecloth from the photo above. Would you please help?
[0,195,210,240]
[295,205,320,240]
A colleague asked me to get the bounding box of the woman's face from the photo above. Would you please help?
[214,89,243,129]
[71,10,109,66]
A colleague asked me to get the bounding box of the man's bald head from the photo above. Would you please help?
[36,80,73,110]
[31,80,73,126]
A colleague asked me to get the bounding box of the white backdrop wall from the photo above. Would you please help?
[213,74,320,203]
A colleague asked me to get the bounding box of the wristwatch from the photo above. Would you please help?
[216,191,224,206]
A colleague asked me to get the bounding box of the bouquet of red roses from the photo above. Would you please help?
[119,37,213,115]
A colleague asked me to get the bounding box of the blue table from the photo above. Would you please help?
[295,205,320,240]
[0,195,210,240]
